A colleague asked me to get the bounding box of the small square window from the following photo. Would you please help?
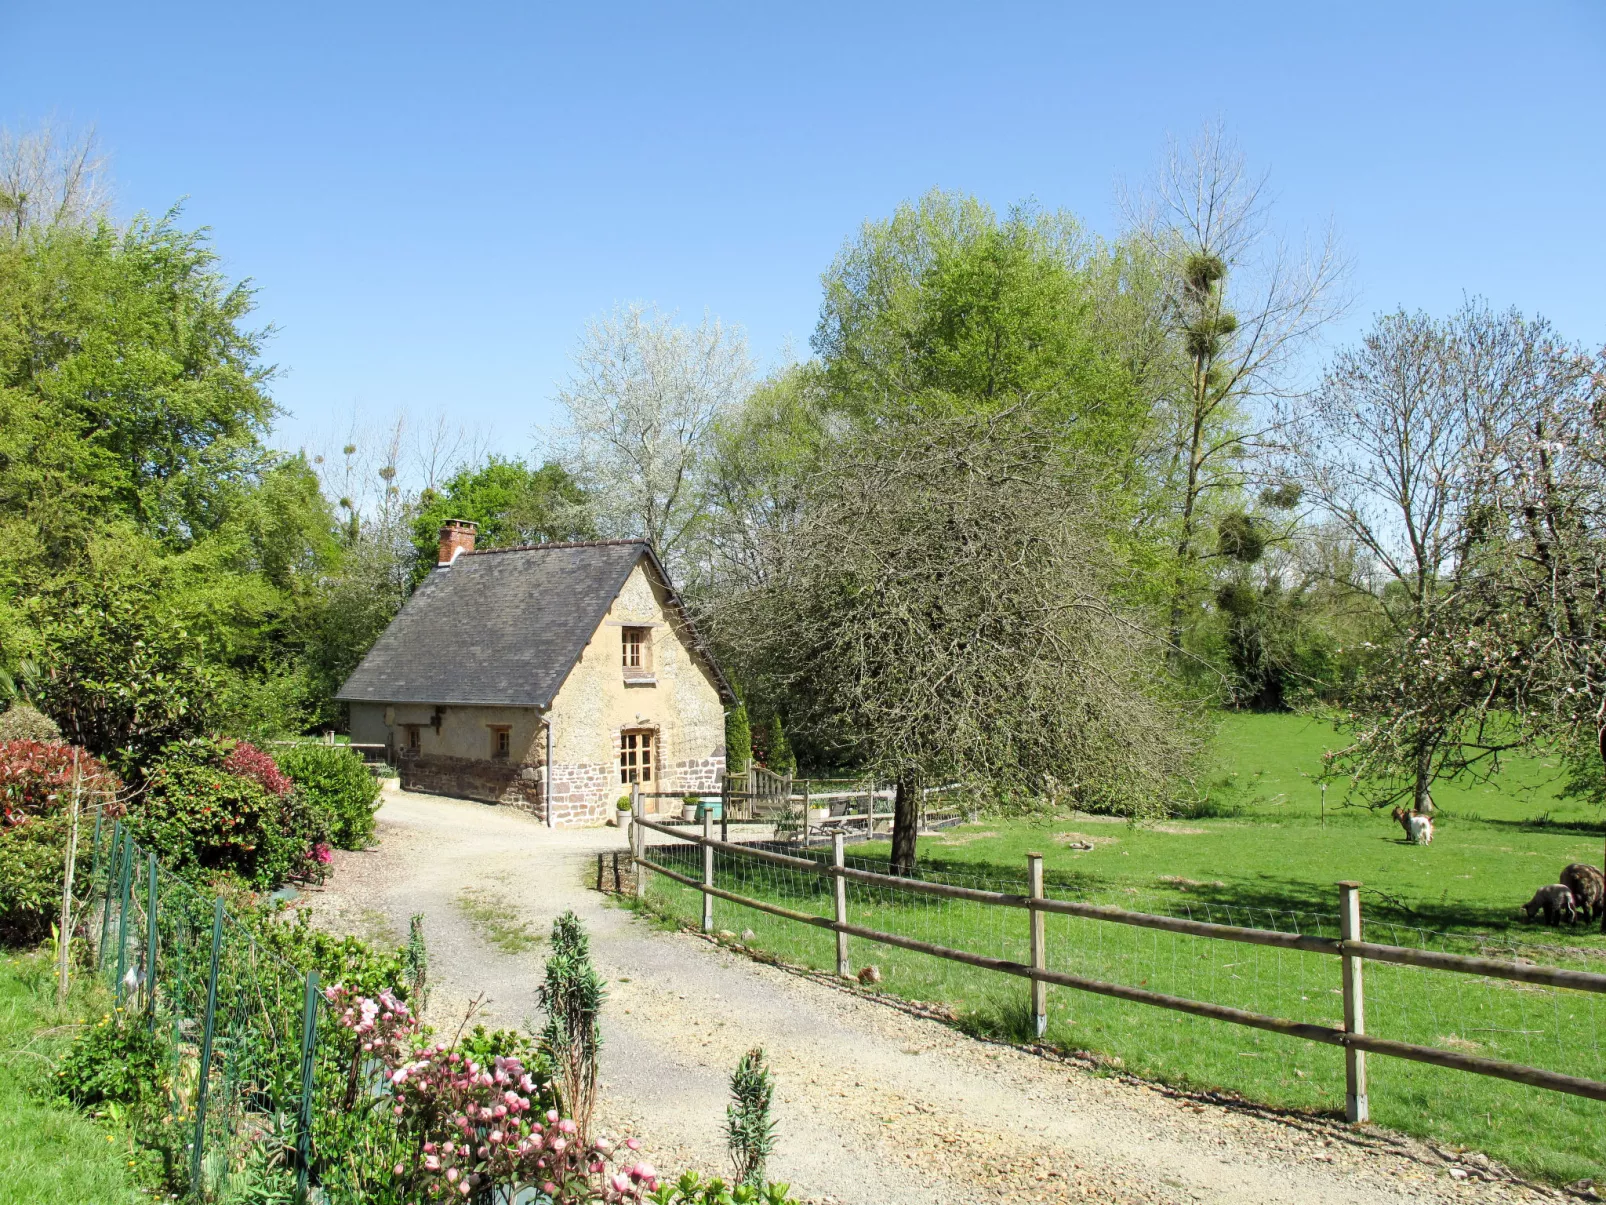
[490,727,511,759]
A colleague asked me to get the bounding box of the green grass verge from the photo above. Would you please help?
[0,951,141,1205]
[455,890,544,955]
[637,711,1606,1185]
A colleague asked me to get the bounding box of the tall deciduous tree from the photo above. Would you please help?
[1124,124,1347,660]
[550,304,751,570]
[712,406,1193,874]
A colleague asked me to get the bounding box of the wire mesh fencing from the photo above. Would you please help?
[630,818,1606,1181]
[85,818,328,1202]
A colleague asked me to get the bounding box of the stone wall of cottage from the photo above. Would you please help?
[544,561,727,824]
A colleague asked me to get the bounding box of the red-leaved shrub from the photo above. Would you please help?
[222,741,293,798]
[0,740,122,942]
[0,740,122,828]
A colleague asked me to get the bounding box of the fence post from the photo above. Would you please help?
[191,896,226,1192]
[113,834,133,1005]
[1338,880,1369,1123]
[701,808,715,933]
[1028,853,1046,1039]
[801,779,811,849]
[833,832,850,978]
[144,852,158,1027]
[97,821,122,971]
[296,968,320,1199]
[631,783,646,899]
[719,775,729,843]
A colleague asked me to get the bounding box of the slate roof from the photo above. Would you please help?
[336,540,733,708]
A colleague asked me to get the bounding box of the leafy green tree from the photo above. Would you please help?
[814,191,1140,462]
[409,457,590,579]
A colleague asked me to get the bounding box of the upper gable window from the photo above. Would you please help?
[622,627,654,679]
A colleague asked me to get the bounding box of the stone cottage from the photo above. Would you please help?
[338,523,734,825]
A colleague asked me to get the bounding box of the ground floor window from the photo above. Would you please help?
[405,725,421,753]
[620,729,654,783]
[490,726,511,759]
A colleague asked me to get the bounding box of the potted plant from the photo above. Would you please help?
[614,795,632,827]
[681,794,701,822]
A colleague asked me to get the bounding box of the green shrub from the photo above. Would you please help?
[725,702,751,777]
[55,1007,170,1110]
[0,703,62,742]
[275,743,381,849]
[131,739,317,889]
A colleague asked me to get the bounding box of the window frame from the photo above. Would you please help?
[619,728,655,784]
[489,725,512,760]
[621,626,654,679]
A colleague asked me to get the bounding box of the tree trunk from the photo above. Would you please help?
[891,777,919,877]
[1413,746,1434,815]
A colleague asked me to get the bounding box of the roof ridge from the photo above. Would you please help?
[464,538,651,558]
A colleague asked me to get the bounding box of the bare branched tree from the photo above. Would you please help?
[1123,122,1349,656]
[1292,304,1596,815]
[710,406,1196,874]
[0,122,110,237]
[548,304,751,568]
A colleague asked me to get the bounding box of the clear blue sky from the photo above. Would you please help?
[3,1,1603,467]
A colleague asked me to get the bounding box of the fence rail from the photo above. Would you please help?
[629,809,1606,1118]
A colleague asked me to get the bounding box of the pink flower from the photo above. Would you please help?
[558,1119,577,1134]
[446,1168,458,1183]
[625,1137,641,1151]
[551,1137,567,1153]
[611,1174,631,1193]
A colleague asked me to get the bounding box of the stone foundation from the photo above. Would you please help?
[399,754,543,811]
[397,752,725,827]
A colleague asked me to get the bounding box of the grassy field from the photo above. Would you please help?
[0,951,140,1205]
[641,711,1606,1185]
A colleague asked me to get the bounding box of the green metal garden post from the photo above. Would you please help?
[97,821,122,971]
[295,969,320,1200]
[144,853,158,1028]
[113,834,133,1004]
[190,897,225,1193]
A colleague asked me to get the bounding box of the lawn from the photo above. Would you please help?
[0,951,140,1205]
[640,711,1606,1185]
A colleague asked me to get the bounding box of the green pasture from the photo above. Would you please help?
[640,711,1606,1185]
[0,952,140,1205]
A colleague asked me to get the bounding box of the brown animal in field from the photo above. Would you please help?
[1523,884,1578,926]
[1560,863,1605,921]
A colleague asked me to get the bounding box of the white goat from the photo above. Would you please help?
[1407,813,1434,844]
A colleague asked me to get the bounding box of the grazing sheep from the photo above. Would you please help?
[1560,863,1605,921]
[1392,806,1434,844]
[1523,884,1579,926]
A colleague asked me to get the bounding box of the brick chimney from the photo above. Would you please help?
[437,519,477,566]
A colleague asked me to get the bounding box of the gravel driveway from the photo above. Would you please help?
[308,784,1560,1205]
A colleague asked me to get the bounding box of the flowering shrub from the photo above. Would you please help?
[132,738,321,888]
[222,740,294,798]
[326,986,663,1203]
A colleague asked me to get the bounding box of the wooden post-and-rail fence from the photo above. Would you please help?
[624,810,1606,1121]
